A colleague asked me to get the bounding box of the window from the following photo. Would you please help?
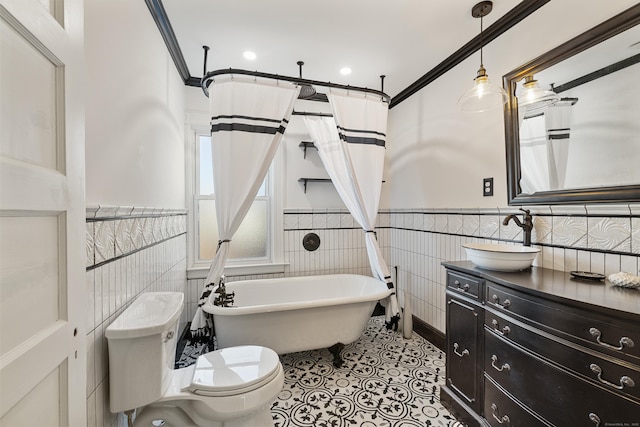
[188,126,284,276]
[196,134,270,262]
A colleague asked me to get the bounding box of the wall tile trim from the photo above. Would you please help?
[86,205,187,269]
[283,207,640,256]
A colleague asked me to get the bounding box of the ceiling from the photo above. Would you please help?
[160,0,523,100]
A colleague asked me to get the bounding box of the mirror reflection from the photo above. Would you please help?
[515,24,640,195]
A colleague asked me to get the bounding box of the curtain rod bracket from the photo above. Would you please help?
[200,46,211,97]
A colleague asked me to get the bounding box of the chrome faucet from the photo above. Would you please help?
[502,208,533,246]
[213,275,235,307]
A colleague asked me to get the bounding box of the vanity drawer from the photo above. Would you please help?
[484,375,552,427]
[447,271,483,301]
[485,282,640,363]
[485,308,640,403]
[485,331,640,427]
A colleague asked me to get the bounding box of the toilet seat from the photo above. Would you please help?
[186,345,281,397]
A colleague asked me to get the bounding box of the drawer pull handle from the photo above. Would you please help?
[491,355,511,372]
[589,328,634,351]
[589,413,601,426]
[490,403,511,425]
[589,364,635,390]
[491,319,511,336]
[453,342,469,358]
[454,280,470,292]
[492,294,511,309]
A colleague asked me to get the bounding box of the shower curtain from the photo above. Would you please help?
[519,112,549,193]
[519,101,573,193]
[303,92,400,330]
[190,77,300,338]
[545,101,573,190]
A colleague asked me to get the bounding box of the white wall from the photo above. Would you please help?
[85,0,185,208]
[384,1,637,209]
[84,2,188,426]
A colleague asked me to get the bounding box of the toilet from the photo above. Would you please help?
[105,292,284,427]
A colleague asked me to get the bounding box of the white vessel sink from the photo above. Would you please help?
[462,243,540,272]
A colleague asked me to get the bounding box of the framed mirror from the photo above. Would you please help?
[503,4,640,205]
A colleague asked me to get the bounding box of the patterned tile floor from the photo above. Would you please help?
[177,317,463,427]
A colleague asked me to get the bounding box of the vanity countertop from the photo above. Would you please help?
[442,261,640,320]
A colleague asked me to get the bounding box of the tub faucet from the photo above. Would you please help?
[213,275,235,307]
[502,208,533,246]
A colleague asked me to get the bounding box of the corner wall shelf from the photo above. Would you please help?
[298,178,331,193]
[298,141,317,159]
[298,178,385,193]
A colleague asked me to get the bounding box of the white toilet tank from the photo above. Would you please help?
[105,292,184,413]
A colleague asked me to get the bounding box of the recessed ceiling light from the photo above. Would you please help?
[340,67,352,76]
[243,51,256,60]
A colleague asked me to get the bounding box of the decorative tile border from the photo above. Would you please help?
[86,205,187,269]
[284,206,640,256]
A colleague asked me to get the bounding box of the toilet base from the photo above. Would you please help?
[129,361,284,427]
[222,407,274,427]
[133,404,275,427]
[133,405,197,427]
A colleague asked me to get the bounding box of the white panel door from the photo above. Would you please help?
[0,0,86,426]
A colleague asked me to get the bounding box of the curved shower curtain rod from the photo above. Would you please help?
[200,46,391,104]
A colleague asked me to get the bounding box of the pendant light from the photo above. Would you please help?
[518,75,560,112]
[458,1,508,112]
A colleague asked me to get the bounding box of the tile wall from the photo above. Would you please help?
[85,206,188,427]
[187,205,640,337]
[90,204,638,426]
[389,205,640,334]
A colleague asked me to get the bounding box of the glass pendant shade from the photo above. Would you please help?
[518,76,560,112]
[458,65,508,112]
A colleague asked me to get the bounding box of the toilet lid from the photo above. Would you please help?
[188,345,280,396]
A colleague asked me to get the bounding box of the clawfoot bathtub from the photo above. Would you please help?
[203,274,392,367]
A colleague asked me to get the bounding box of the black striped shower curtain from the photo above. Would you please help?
[190,78,300,338]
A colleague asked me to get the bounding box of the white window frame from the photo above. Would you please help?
[185,111,285,279]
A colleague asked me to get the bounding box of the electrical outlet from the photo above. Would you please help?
[483,177,494,196]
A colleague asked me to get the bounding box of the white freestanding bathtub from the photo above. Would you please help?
[202,274,392,367]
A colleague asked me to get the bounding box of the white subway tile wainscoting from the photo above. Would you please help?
[85,206,188,427]
[89,205,639,427]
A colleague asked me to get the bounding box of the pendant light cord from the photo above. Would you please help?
[480,14,484,68]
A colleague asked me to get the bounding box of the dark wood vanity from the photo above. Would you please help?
[440,261,640,427]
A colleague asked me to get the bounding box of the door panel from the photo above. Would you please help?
[1,364,65,427]
[0,214,63,355]
[0,0,85,425]
[0,18,61,171]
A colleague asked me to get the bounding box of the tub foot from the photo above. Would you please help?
[328,343,345,368]
[386,314,400,331]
